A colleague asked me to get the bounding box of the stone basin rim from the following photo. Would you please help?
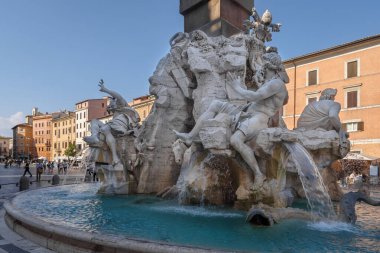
[4,186,244,253]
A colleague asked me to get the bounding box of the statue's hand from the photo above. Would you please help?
[98,79,106,92]
[227,72,241,91]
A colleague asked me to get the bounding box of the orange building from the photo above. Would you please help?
[33,113,52,160]
[12,123,36,160]
[75,98,109,151]
[283,34,380,158]
[129,95,155,122]
[51,111,76,161]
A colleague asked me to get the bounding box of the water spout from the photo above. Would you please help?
[283,142,336,219]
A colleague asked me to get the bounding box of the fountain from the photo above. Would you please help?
[4,4,380,253]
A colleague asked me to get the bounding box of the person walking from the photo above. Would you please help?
[63,161,68,174]
[36,161,43,182]
[23,161,32,177]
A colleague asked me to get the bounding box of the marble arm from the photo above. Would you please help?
[228,75,281,102]
[99,85,128,106]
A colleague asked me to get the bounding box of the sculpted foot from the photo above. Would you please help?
[173,130,192,146]
[112,160,123,171]
[112,159,120,166]
[83,135,102,147]
[252,173,265,189]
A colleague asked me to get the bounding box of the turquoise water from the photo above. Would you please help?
[13,184,380,252]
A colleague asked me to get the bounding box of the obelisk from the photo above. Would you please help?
[180,0,253,37]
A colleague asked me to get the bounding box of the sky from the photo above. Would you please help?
[1,0,379,137]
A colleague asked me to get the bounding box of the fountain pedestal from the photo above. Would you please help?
[97,165,136,194]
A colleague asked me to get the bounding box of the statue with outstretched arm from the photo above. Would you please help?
[175,52,288,187]
[84,79,140,170]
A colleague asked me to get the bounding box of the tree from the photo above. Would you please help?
[64,143,77,161]
[337,159,369,180]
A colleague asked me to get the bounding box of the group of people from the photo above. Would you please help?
[21,160,70,182]
[2,159,23,168]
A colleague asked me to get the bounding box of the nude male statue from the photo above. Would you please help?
[175,52,289,187]
[84,80,140,170]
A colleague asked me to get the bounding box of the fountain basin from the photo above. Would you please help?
[4,184,380,253]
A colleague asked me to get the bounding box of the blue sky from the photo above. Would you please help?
[0,0,379,136]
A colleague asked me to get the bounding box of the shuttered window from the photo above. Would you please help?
[343,121,364,132]
[347,90,358,108]
[308,70,317,85]
[347,61,358,78]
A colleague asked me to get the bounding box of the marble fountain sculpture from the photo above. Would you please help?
[4,7,380,253]
[83,8,347,210]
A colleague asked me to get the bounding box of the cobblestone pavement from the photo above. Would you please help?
[0,163,86,253]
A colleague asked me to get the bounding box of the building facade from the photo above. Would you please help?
[51,111,76,161]
[0,136,12,159]
[12,123,36,160]
[32,113,52,160]
[283,34,380,157]
[129,95,155,122]
[75,98,109,151]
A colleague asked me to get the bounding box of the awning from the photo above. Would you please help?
[343,152,378,161]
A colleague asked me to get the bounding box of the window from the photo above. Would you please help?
[307,69,318,86]
[345,59,359,79]
[347,60,358,78]
[343,121,364,132]
[307,97,318,104]
[305,92,319,105]
[345,90,358,108]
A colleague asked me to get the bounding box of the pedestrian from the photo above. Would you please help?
[23,161,32,177]
[36,161,43,182]
[63,161,68,174]
[58,162,63,174]
[43,161,47,173]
